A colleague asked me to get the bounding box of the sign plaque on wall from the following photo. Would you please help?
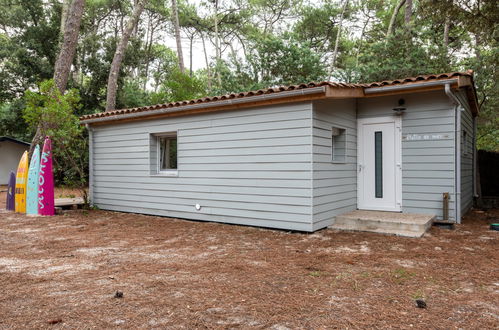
[402,133,451,141]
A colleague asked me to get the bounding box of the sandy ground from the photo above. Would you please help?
[0,195,498,328]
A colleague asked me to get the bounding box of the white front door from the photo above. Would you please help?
[357,116,402,211]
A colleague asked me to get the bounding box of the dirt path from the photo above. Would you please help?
[0,206,497,328]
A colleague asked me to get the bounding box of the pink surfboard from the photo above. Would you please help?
[38,137,55,216]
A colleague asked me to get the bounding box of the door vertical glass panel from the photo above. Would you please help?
[375,131,383,198]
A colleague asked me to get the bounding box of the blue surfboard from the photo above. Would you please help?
[26,145,40,215]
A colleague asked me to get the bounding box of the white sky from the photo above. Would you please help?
[161,0,336,71]
[161,0,217,72]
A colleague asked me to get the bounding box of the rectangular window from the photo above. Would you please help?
[159,135,177,171]
[375,131,383,198]
[150,132,178,176]
[462,130,470,155]
[331,127,346,163]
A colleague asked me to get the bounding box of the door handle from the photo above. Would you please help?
[358,164,363,172]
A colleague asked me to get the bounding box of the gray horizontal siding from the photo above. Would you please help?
[93,176,312,188]
[90,102,314,231]
[460,102,474,215]
[94,204,313,231]
[94,187,309,205]
[312,99,357,225]
[95,195,309,218]
[94,169,312,179]
[358,90,456,220]
[93,181,309,197]
[89,89,467,230]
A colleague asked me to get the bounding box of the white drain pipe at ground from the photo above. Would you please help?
[445,84,462,223]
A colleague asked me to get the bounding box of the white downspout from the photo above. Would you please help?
[455,105,462,223]
[445,84,461,223]
[85,124,94,207]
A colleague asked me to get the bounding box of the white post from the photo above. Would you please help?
[86,124,94,207]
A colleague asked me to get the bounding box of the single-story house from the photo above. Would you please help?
[0,137,30,184]
[80,71,478,235]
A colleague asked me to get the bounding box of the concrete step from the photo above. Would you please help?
[330,210,435,238]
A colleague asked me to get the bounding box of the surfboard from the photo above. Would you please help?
[15,151,29,213]
[6,172,15,211]
[38,137,54,216]
[26,145,40,215]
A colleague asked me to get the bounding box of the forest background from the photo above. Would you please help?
[0,0,497,187]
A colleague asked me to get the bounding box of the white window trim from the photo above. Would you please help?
[331,125,348,164]
[153,131,178,177]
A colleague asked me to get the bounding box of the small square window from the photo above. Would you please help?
[332,127,346,163]
[158,135,177,171]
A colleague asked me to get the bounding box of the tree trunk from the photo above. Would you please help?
[228,41,240,72]
[355,16,371,67]
[80,49,85,86]
[59,0,71,38]
[213,0,221,86]
[143,13,151,91]
[201,33,212,90]
[405,0,412,27]
[443,17,450,48]
[31,0,84,155]
[386,0,406,38]
[171,0,185,72]
[443,0,452,49]
[189,34,193,77]
[213,0,220,61]
[105,0,147,112]
[53,0,85,92]
[474,33,481,59]
[143,15,155,91]
[329,0,349,78]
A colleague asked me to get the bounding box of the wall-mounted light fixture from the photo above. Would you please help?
[393,98,406,115]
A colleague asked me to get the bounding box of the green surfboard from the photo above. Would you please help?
[26,145,40,215]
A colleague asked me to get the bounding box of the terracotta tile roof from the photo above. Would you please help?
[80,71,474,122]
[364,70,474,87]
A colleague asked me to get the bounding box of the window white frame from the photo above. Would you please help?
[331,126,347,163]
[153,131,178,177]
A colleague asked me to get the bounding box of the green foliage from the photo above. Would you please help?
[248,35,327,86]
[23,80,81,135]
[0,0,496,153]
[151,69,207,103]
[23,80,88,189]
[467,46,499,151]
[209,34,328,95]
[0,0,60,102]
[356,31,452,83]
[215,59,264,94]
[118,79,151,108]
[0,99,31,141]
[149,45,182,92]
[293,2,344,53]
